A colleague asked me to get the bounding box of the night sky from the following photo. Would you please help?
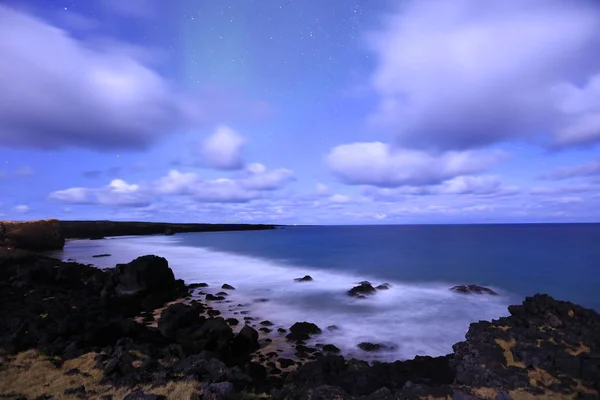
[1,0,600,224]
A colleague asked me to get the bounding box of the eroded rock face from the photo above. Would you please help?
[450,284,498,295]
[1,219,65,250]
[453,294,600,398]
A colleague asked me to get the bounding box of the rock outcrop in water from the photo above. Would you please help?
[1,246,599,399]
[348,282,377,298]
[451,284,498,295]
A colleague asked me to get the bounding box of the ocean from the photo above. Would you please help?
[49,224,600,363]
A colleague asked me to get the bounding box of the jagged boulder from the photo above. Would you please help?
[102,255,186,311]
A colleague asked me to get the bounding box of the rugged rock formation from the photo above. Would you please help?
[2,246,599,400]
[452,294,600,399]
[0,219,65,250]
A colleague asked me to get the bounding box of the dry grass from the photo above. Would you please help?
[0,350,201,399]
[527,368,559,387]
[492,325,510,332]
[471,387,497,399]
[506,389,576,400]
[494,338,526,368]
[564,343,590,356]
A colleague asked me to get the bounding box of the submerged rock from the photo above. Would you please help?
[206,294,226,301]
[92,253,111,258]
[450,284,498,295]
[376,283,391,290]
[357,342,395,352]
[286,322,322,341]
[348,282,377,297]
[294,275,313,282]
[221,283,235,290]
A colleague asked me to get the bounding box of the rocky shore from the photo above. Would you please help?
[0,234,599,399]
[0,219,278,251]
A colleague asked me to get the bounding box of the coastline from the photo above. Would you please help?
[1,221,599,399]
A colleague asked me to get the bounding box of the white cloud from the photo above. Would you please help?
[316,183,330,195]
[239,163,295,190]
[0,5,201,150]
[191,179,261,203]
[49,179,151,207]
[327,141,506,187]
[13,204,29,213]
[329,194,351,203]
[199,126,246,170]
[367,0,600,150]
[363,175,517,199]
[154,170,199,195]
[48,187,92,204]
[539,156,600,180]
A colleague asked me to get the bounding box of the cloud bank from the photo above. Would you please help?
[327,142,506,187]
[368,0,600,150]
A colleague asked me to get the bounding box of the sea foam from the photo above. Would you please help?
[54,235,516,362]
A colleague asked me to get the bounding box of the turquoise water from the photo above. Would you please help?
[53,224,600,362]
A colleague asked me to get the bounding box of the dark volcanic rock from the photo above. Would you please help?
[453,294,600,398]
[450,284,498,295]
[323,344,341,353]
[206,294,226,301]
[123,390,166,400]
[286,322,322,341]
[101,255,187,313]
[348,282,377,297]
[376,283,391,290]
[260,320,274,326]
[215,291,229,296]
[286,354,454,397]
[226,318,239,326]
[111,255,175,297]
[357,342,394,352]
[92,253,111,258]
[294,275,313,282]
[221,283,235,290]
[232,325,260,357]
[189,282,209,288]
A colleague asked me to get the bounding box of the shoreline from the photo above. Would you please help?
[1,227,599,398]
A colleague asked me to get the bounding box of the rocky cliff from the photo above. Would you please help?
[0,219,65,251]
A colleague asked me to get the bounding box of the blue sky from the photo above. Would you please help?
[1,0,600,224]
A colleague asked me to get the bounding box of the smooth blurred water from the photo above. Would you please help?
[51,224,600,362]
